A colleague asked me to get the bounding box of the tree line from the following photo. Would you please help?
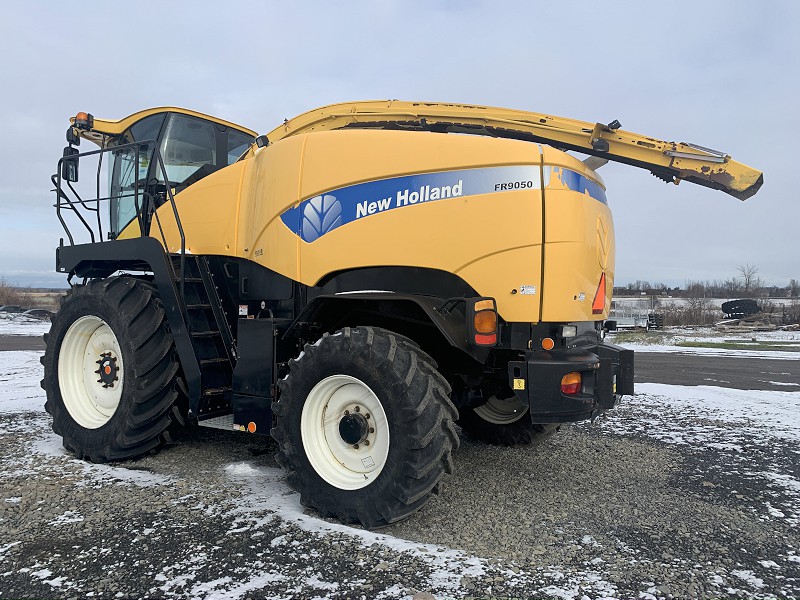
[614,265,799,299]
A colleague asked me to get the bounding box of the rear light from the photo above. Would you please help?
[561,372,581,395]
[541,337,555,350]
[467,298,498,346]
[592,273,607,315]
[474,308,497,334]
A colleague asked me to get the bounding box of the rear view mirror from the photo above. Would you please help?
[66,126,80,146]
[62,146,79,182]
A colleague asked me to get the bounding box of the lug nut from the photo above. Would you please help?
[344,410,349,415]
[365,413,370,419]
[353,444,359,449]
[364,440,370,446]
[354,406,360,413]
[369,427,374,433]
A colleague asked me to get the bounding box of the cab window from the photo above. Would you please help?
[228,129,254,164]
[158,114,217,186]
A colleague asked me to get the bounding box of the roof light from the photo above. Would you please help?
[73,112,94,130]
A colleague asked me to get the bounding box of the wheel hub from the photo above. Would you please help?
[338,412,369,446]
[95,352,119,388]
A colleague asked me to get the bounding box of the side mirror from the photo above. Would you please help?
[62,146,79,182]
[66,126,80,146]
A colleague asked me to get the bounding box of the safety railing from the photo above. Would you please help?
[53,139,188,309]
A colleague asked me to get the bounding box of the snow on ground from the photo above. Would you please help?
[2,341,799,598]
[0,351,45,413]
[609,326,800,359]
[623,344,800,360]
[0,313,51,336]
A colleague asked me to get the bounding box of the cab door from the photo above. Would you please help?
[113,112,254,239]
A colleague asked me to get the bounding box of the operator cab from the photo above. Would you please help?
[107,111,255,238]
[63,108,256,239]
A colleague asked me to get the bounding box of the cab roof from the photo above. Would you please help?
[71,107,258,147]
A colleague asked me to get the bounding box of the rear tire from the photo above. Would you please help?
[272,326,459,528]
[41,277,186,462]
[458,395,560,446]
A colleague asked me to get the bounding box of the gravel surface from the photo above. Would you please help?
[1,347,798,599]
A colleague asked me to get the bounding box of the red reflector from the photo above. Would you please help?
[474,333,497,346]
[592,273,606,315]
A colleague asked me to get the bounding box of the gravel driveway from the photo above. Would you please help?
[1,349,798,599]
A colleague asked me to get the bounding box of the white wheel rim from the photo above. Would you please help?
[473,395,528,425]
[58,315,124,429]
[300,375,389,490]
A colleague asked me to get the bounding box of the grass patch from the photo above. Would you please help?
[676,341,800,351]
[608,330,672,345]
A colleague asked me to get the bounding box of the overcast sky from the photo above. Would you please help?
[1,1,797,288]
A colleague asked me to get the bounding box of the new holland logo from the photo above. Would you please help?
[301,194,342,242]
[281,165,550,243]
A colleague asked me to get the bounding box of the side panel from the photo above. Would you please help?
[152,161,247,256]
[291,130,545,323]
[540,148,615,322]
[239,135,306,283]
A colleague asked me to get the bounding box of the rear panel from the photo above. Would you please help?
[540,148,614,322]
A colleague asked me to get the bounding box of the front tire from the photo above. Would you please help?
[272,327,459,528]
[41,277,186,462]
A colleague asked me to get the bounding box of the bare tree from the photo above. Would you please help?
[0,277,30,306]
[790,279,800,298]
[737,264,761,296]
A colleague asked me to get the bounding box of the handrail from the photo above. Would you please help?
[53,140,188,319]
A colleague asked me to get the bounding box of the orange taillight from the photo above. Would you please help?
[470,298,498,346]
[542,337,555,351]
[561,372,582,395]
[592,273,606,315]
[474,310,497,334]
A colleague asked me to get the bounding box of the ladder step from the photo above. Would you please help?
[191,330,221,338]
[202,386,231,397]
[186,303,212,310]
[179,277,203,283]
[200,357,230,366]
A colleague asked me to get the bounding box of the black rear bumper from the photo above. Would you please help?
[507,341,634,423]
